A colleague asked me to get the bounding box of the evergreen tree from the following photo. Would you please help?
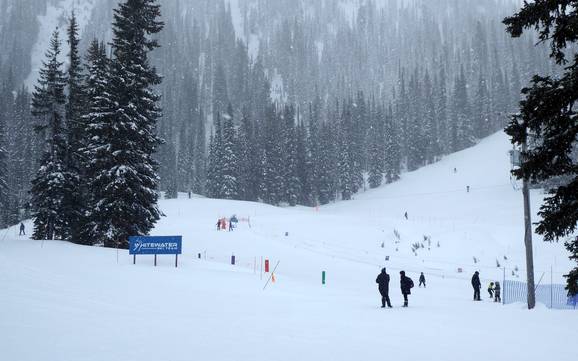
[504,2,578,296]
[192,107,206,195]
[220,104,239,199]
[282,105,301,206]
[367,102,385,189]
[86,0,164,248]
[337,103,354,200]
[82,39,113,245]
[384,104,401,183]
[0,100,7,225]
[206,113,223,198]
[295,118,314,206]
[30,30,75,241]
[453,66,474,151]
[64,12,88,242]
[475,74,491,138]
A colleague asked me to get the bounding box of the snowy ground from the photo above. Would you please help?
[1,132,577,361]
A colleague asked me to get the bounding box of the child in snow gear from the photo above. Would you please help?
[488,282,494,298]
[494,282,501,303]
[419,272,426,287]
[472,271,482,301]
[376,268,392,308]
[400,271,414,307]
[19,222,25,236]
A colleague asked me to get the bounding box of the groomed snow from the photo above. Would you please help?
[1,132,576,361]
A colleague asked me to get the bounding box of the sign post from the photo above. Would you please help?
[129,236,183,268]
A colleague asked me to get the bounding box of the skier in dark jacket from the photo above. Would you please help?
[19,222,25,236]
[376,268,392,308]
[419,272,426,287]
[400,271,414,307]
[471,271,481,301]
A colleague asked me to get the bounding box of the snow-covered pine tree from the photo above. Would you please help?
[236,108,254,201]
[282,105,301,206]
[337,104,354,200]
[220,104,239,200]
[260,105,284,205]
[367,102,385,189]
[435,66,449,154]
[0,77,12,226]
[423,70,438,165]
[64,12,88,242]
[0,98,8,225]
[8,87,36,224]
[351,91,367,192]
[192,107,207,196]
[384,104,401,183]
[406,71,426,171]
[307,96,322,205]
[82,39,111,245]
[87,0,164,248]
[30,30,76,241]
[206,112,224,198]
[504,1,578,296]
[296,117,314,206]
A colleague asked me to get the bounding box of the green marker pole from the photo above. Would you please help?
[322,271,326,285]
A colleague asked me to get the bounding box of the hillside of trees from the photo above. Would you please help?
[0,0,557,229]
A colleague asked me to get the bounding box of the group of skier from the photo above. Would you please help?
[376,269,503,308]
[216,216,239,232]
[376,268,422,308]
[471,271,501,302]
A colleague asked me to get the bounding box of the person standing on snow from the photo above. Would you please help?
[494,282,501,303]
[419,272,426,287]
[471,271,482,301]
[488,282,495,299]
[19,222,25,236]
[404,211,408,220]
[400,271,414,307]
[376,268,392,308]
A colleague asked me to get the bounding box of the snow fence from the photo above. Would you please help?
[503,280,577,310]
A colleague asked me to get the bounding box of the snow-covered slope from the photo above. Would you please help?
[1,132,576,361]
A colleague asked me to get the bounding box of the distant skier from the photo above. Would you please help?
[454,167,457,173]
[494,282,501,303]
[228,219,234,232]
[400,271,414,307]
[376,268,392,308]
[404,211,408,220]
[488,282,495,299]
[216,219,221,231]
[467,185,470,193]
[19,222,25,236]
[471,271,482,301]
[419,272,426,288]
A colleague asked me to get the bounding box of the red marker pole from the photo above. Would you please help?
[265,259,270,273]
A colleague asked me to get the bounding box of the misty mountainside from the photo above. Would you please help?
[0,0,556,227]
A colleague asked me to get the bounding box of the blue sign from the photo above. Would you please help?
[129,236,182,255]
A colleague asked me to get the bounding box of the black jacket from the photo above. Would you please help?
[376,271,390,292]
[471,273,481,289]
[401,275,413,295]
